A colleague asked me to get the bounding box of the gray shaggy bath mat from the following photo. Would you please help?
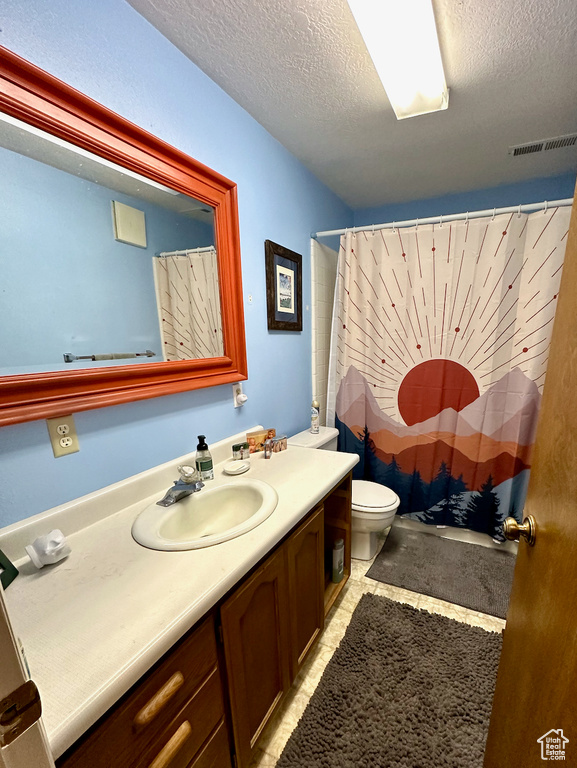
[366,526,516,619]
[277,594,502,768]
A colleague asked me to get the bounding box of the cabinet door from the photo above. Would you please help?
[286,505,325,679]
[220,547,290,768]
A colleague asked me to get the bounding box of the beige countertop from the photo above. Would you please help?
[0,428,357,759]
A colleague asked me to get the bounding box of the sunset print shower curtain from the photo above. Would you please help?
[330,207,571,539]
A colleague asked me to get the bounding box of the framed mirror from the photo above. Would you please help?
[0,46,247,426]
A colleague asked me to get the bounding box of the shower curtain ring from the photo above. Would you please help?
[465,211,469,224]
[544,200,548,214]
[439,214,443,228]
[392,221,396,233]
[492,208,496,221]
[517,203,522,218]
[415,218,419,231]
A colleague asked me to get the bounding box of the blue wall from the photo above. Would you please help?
[0,0,353,527]
[0,145,214,372]
[353,173,576,227]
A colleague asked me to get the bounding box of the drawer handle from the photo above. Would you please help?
[134,672,185,727]
[147,721,192,768]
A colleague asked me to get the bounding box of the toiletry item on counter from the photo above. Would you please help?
[332,538,344,583]
[246,428,276,453]
[272,435,288,452]
[311,399,320,434]
[264,439,273,459]
[232,442,250,460]
[25,529,71,570]
[195,435,214,480]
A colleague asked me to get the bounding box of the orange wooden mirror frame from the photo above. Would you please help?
[0,46,247,426]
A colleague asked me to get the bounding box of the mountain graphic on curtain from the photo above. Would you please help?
[331,207,572,540]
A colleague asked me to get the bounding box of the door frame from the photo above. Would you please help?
[0,584,54,768]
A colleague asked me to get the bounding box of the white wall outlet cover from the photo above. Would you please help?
[112,201,147,248]
[232,383,247,408]
[46,415,80,457]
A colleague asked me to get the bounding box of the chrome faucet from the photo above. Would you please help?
[156,465,204,507]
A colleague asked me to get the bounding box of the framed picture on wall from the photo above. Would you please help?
[265,240,303,331]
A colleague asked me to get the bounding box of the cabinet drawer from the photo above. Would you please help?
[189,721,231,768]
[139,669,225,768]
[58,616,218,768]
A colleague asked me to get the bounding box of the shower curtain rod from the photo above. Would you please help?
[312,197,574,239]
[157,245,216,257]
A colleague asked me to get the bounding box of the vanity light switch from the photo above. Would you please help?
[47,415,80,457]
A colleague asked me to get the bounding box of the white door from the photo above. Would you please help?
[0,584,54,768]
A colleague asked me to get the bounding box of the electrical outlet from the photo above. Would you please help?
[46,415,80,457]
[232,383,248,408]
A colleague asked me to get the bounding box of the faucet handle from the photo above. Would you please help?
[177,464,199,483]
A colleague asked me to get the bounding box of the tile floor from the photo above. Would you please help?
[248,532,506,768]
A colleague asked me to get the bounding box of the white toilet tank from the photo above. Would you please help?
[288,426,338,451]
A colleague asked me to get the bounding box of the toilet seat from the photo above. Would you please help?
[352,507,396,523]
[352,505,397,517]
[352,480,399,513]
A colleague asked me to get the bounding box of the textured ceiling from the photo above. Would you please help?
[127,0,577,209]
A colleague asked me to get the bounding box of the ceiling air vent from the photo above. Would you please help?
[509,133,577,157]
[544,135,577,151]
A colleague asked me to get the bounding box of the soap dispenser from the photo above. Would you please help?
[195,435,214,480]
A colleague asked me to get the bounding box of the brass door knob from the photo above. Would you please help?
[503,515,536,546]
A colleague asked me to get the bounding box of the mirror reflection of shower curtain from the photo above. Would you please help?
[153,247,224,360]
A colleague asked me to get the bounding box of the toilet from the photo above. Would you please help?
[288,426,400,560]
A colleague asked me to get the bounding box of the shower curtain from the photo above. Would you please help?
[328,207,571,539]
[153,247,223,360]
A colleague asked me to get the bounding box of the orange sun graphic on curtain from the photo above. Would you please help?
[397,359,480,426]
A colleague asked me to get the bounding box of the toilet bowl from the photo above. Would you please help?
[288,427,400,560]
[350,479,400,559]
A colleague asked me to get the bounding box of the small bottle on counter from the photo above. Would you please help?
[332,538,344,583]
[195,435,214,480]
[232,442,250,460]
[264,439,273,459]
[311,399,320,434]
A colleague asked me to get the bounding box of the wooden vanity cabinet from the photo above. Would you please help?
[56,614,231,768]
[56,472,352,768]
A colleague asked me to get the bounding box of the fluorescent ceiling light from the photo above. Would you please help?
[347,0,449,120]
[0,111,180,195]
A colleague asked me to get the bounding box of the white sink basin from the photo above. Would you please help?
[132,478,278,551]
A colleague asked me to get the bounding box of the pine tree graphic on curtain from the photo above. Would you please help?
[331,207,572,540]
